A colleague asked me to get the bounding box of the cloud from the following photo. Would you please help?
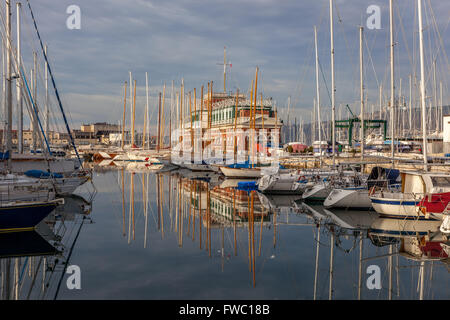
[13,0,450,128]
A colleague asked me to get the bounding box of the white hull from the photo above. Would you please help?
[370,193,424,219]
[220,166,262,178]
[302,183,330,201]
[324,188,372,209]
[258,173,305,194]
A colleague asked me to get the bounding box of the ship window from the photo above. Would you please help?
[430,176,450,187]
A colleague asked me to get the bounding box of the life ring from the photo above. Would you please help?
[369,186,376,196]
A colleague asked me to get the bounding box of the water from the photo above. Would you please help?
[1,167,449,300]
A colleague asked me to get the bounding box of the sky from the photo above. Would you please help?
[8,0,450,132]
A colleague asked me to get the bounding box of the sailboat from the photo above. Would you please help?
[370,171,450,220]
[323,166,400,209]
[0,1,65,231]
[369,0,450,221]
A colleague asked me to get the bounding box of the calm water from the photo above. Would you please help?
[1,166,449,300]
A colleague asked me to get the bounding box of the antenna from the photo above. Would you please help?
[216,46,232,93]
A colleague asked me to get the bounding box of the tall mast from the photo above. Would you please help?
[2,40,6,153]
[314,26,322,165]
[16,2,22,153]
[161,83,166,149]
[418,0,428,171]
[121,81,127,149]
[409,74,412,132]
[44,45,49,140]
[287,96,291,142]
[440,82,443,133]
[129,72,132,147]
[143,72,149,149]
[5,0,12,159]
[170,80,174,149]
[234,89,239,164]
[330,0,336,166]
[193,88,196,161]
[359,26,364,162]
[189,91,193,162]
[433,60,437,132]
[131,80,136,147]
[389,0,395,163]
[157,92,161,152]
[32,51,37,151]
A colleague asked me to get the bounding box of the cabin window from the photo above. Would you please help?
[430,176,450,187]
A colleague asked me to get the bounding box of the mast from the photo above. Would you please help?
[330,0,336,166]
[379,84,382,129]
[409,74,412,132]
[359,26,364,162]
[234,89,239,164]
[418,0,428,171]
[161,83,166,149]
[312,102,315,144]
[16,2,22,153]
[287,96,291,142]
[131,80,136,147]
[121,81,127,149]
[314,26,322,165]
[157,92,161,152]
[249,80,254,166]
[389,0,395,164]
[189,91,193,162]
[143,72,149,149]
[440,82,443,133]
[5,0,12,160]
[129,72,132,146]
[433,60,437,132]
[253,68,258,166]
[32,51,37,152]
[45,45,49,141]
[170,80,174,149]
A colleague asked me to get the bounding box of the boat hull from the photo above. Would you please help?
[302,184,330,202]
[370,191,450,220]
[0,199,63,232]
[258,174,305,194]
[324,188,372,209]
[220,166,262,178]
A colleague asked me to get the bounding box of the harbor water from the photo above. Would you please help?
[1,166,449,300]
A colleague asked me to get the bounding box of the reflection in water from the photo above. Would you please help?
[4,166,447,299]
[0,194,94,300]
[114,167,449,299]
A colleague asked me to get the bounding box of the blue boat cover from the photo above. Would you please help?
[24,170,63,179]
[236,181,258,191]
[0,151,9,160]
